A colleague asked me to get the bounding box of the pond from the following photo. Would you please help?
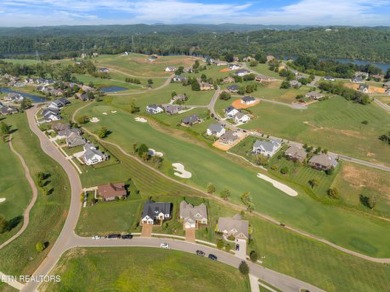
[100,86,128,93]
[0,87,47,103]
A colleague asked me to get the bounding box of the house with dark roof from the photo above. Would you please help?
[227,84,240,93]
[66,132,86,148]
[308,153,338,171]
[0,106,18,115]
[42,108,61,122]
[163,105,183,115]
[171,94,187,103]
[141,201,172,225]
[146,104,164,114]
[179,201,208,229]
[98,68,110,73]
[182,114,201,126]
[57,128,81,140]
[323,76,335,81]
[252,139,281,157]
[206,123,225,137]
[234,112,250,124]
[289,80,302,88]
[217,214,249,240]
[51,122,70,132]
[225,106,239,118]
[351,76,365,83]
[48,98,70,109]
[241,95,256,105]
[97,183,127,201]
[172,75,187,82]
[284,145,307,162]
[218,130,239,145]
[82,143,106,165]
[305,91,324,100]
[235,69,250,77]
[358,84,369,93]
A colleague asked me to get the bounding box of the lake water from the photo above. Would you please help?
[333,59,390,73]
[0,88,47,103]
[100,86,128,93]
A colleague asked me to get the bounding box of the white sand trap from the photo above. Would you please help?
[172,163,192,179]
[102,112,108,115]
[111,111,117,113]
[135,117,148,123]
[149,148,164,157]
[0,198,6,203]
[90,117,100,123]
[257,173,298,197]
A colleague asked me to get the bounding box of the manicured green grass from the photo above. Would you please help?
[237,97,390,165]
[250,82,313,103]
[0,59,40,65]
[42,247,250,292]
[74,103,390,257]
[0,114,70,276]
[0,122,31,244]
[248,63,282,79]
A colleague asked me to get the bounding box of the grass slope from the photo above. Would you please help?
[42,247,250,292]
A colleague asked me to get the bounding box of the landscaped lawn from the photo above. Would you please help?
[74,103,390,257]
[41,247,250,292]
[0,125,31,244]
[0,114,70,276]
[236,97,390,166]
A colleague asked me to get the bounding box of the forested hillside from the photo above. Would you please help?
[0,25,389,62]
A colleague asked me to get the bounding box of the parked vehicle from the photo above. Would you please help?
[107,234,121,239]
[121,234,133,239]
[160,243,169,249]
[91,235,100,240]
[208,254,217,260]
[196,250,205,256]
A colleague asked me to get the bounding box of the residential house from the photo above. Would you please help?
[225,106,239,118]
[182,114,201,126]
[289,80,302,88]
[52,122,70,132]
[252,139,281,157]
[305,91,324,100]
[227,84,240,93]
[323,76,335,81]
[97,183,127,201]
[223,76,235,84]
[351,76,365,83]
[284,145,307,162]
[76,92,89,101]
[179,201,208,229]
[148,55,158,62]
[383,81,390,89]
[165,66,176,72]
[206,124,226,138]
[141,200,172,225]
[234,112,251,124]
[359,84,369,93]
[57,128,81,140]
[146,104,164,114]
[255,74,275,82]
[217,214,249,241]
[42,108,61,122]
[215,61,228,66]
[66,132,86,148]
[163,105,182,115]
[235,69,251,77]
[241,95,256,105]
[199,81,214,91]
[82,143,107,165]
[309,153,338,171]
[4,93,24,103]
[98,68,110,73]
[171,94,187,103]
[229,64,241,71]
[354,71,369,79]
[0,106,18,115]
[49,98,70,109]
[172,75,187,82]
[219,130,239,145]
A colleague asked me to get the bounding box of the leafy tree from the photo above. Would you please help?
[97,127,109,138]
[225,244,231,252]
[325,167,334,175]
[77,115,89,124]
[238,261,249,275]
[219,91,231,100]
[207,183,216,194]
[280,167,289,174]
[20,98,32,110]
[360,194,377,209]
[249,250,258,262]
[191,81,200,91]
[217,239,224,249]
[137,144,149,158]
[171,91,177,98]
[280,80,291,89]
[327,188,339,199]
[308,179,319,188]
[220,188,231,201]
[130,100,140,113]
[249,60,258,67]
[0,122,10,135]
[147,79,153,85]
[35,241,45,253]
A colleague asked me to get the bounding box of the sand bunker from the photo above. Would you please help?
[149,148,164,157]
[172,163,192,178]
[90,117,100,123]
[257,173,298,197]
[102,112,108,115]
[135,117,148,123]
[111,111,117,113]
[0,198,6,203]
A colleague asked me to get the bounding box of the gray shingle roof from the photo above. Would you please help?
[142,201,172,219]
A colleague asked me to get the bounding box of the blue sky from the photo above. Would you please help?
[0,0,389,27]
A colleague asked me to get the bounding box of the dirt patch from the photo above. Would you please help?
[341,164,390,198]
[141,223,153,237]
[344,83,385,94]
[219,68,231,73]
[185,227,196,242]
[231,98,260,109]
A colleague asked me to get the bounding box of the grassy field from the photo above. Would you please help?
[234,97,390,166]
[73,103,390,257]
[0,122,31,244]
[248,63,282,79]
[0,114,70,276]
[41,247,250,292]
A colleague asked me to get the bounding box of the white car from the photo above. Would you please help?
[92,235,100,240]
[160,243,169,249]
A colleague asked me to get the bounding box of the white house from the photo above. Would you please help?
[241,96,256,105]
[206,124,226,138]
[165,66,176,72]
[234,112,251,124]
[229,64,241,70]
[146,104,164,114]
[252,139,282,157]
[225,106,239,118]
[82,143,106,165]
[235,69,251,77]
